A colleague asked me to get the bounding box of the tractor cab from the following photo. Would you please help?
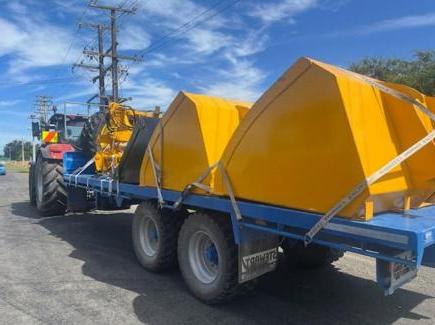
[44,113,88,144]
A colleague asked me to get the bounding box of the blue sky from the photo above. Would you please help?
[1,0,435,148]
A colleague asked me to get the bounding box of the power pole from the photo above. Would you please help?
[110,8,119,101]
[29,97,52,163]
[74,1,140,105]
[75,22,108,110]
[33,96,53,126]
[98,24,106,103]
[21,138,25,163]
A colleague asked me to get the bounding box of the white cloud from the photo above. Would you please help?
[105,0,271,103]
[199,59,266,101]
[0,19,25,56]
[184,29,234,55]
[0,0,319,112]
[119,24,151,50]
[120,77,176,109]
[134,0,231,56]
[230,28,269,58]
[325,12,435,39]
[0,14,81,79]
[56,85,99,102]
[359,12,435,34]
[0,100,22,107]
[249,0,318,23]
[140,0,215,26]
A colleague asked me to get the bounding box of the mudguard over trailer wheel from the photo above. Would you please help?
[178,212,250,304]
[35,156,67,216]
[282,239,344,269]
[132,201,185,272]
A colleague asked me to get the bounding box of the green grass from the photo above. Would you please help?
[4,162,29,173]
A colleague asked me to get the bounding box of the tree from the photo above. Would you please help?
[349,50,435,95]
[3,140,33,161]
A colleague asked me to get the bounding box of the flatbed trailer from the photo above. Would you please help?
[63,159,435,302]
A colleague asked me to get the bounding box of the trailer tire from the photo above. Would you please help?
[35,156,66,216]
[178,212,245,304]
[283,239,344,269]
[29,163,36,206]
[132,201,185,272]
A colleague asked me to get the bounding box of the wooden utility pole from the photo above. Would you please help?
[21,138,25,163]
[74,1,140,105]
[75,22,108,109]
[33,96,53,126]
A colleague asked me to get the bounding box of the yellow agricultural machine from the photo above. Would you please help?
[92,102,160,174]
[34,57,435,304]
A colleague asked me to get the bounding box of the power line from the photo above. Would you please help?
[61,6,90,65]
[54,5,91,79]
[137,0,223,55]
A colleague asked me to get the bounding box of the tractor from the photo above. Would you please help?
[29,100,160,216]
[29,107,90,216]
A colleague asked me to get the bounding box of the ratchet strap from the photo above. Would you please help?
[172,162,218,209]
[172,162,242,220]
[218,162,243,221]
[146,145,164,206]
[68,157,95,186]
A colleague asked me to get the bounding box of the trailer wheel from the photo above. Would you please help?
[35,156,67,216]
[178,212,243,304]
[132,201,185,272]
[282,239,344,269]
[29,163,36,206]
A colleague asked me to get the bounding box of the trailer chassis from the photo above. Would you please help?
[64,171,435,296]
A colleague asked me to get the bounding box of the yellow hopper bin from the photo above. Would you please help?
[140,92,251,191]
[213,57,435,220]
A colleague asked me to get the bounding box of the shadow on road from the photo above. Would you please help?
[11,201,433,324]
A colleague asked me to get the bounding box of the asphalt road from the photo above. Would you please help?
[0,172,434,325]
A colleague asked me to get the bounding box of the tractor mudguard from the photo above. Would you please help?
[40,144,75,160]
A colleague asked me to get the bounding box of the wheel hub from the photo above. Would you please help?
[139,217,159,257]
[188,231,219,284]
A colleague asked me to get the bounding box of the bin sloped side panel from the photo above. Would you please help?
[320,63,435,211]
[376,82,435,208]
[215,57,435,220]
[140,91,251,192]
[216,57,370,219]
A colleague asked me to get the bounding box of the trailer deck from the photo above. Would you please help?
[64,170,435,295]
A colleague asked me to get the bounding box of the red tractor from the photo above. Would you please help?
[29,111,89,216]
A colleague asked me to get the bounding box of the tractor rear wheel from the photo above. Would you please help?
[79,111,106,157]
[29,163,36,206]
[35,156,67,216]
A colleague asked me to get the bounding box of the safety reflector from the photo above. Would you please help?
[41,131,58,143]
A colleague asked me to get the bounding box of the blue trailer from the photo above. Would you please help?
[63,152,435,304]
